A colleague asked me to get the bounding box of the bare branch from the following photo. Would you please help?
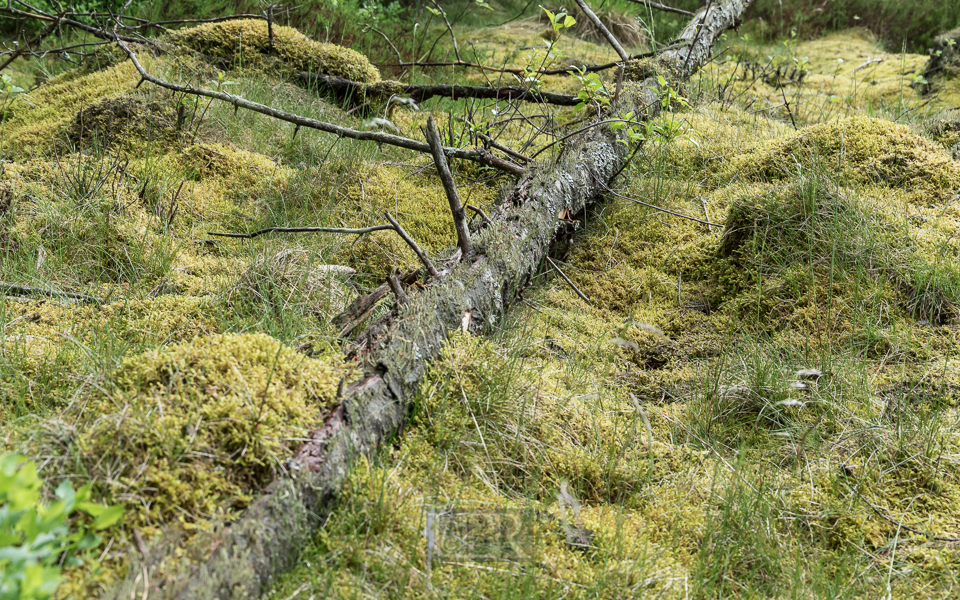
[298,72,580,106]
[384,211,440,278]
[545,257,590,304]
[0,282,103,305]
[387,275,409,306]
[207,224,395,239]
[466,204,492,224]
[574,0,629,62]
[425,116,473,260]
[0,9,63,72]
[112,39,525,176]
[623,0,695,17]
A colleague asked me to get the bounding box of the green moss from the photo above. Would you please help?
[68,332,348,526]
[166,19,381,83]
[724,116,960,204]
[67,93,179,151]
[1,61,140,154]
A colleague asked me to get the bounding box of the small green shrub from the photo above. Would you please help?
[0,453,124,600]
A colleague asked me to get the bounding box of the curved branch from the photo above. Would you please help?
[113,39,525,176]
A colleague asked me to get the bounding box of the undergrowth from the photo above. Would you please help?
[2,3,960,599]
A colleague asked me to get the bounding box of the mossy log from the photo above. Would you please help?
[103,1,753,597]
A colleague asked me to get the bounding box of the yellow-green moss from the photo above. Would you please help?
[69,333,347,528]
[1,60,140,154]
[66,93,179,150]
[336,162,497,278]
[166,19,381,83]
[724,116,960,204]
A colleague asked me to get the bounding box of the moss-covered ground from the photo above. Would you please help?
[3,2,960,598]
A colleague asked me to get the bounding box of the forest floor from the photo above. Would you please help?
[3,5,960,598]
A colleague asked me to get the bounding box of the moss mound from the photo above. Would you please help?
[70,333,345,527]
[1,61,139,154]
[726,116,960,204]
[167,19,381,83]
[67,94,178,150]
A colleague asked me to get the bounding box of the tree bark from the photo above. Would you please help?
[104,1,753,597]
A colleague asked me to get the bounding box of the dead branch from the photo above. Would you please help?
[2,2,156,45]
[466,204,492,224]
[624,0,695,17]
[376,51,658,78]
[574,0,629,62]
[297,72,580,106]
[0,282,104,305]
[476,132,531,164]
[546,257,590,304]
[425,116,473,260]
[598,180,721,227]
[383,211,440,278]
[207,224,395,239]
[387,275,409,306]
[113,39,525,176]
[0,9,64,72]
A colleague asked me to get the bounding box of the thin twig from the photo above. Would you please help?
[682,0,713,75]
[113,39,525,176]
[624,0,695,16]
[207,224,394,239]
[779,80,798,130]
[546,257,590,304]
[466,204,492,224]
[573,0,629,62]
[0,282,103,305]
[0,9,63,72]
[598,180,721,227]
[477,132,531,163]
[384,211,440,278]
[428,0,461,62]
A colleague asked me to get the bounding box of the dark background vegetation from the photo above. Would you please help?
[4,0,959,68]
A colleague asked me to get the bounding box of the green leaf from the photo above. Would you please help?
[90,505,124,530]
[563,15,575,28]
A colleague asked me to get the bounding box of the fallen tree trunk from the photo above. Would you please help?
[105,1,752,597]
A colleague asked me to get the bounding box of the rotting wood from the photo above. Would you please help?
[102,1,753,597]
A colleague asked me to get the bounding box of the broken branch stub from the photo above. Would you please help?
[102,1,754,597]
